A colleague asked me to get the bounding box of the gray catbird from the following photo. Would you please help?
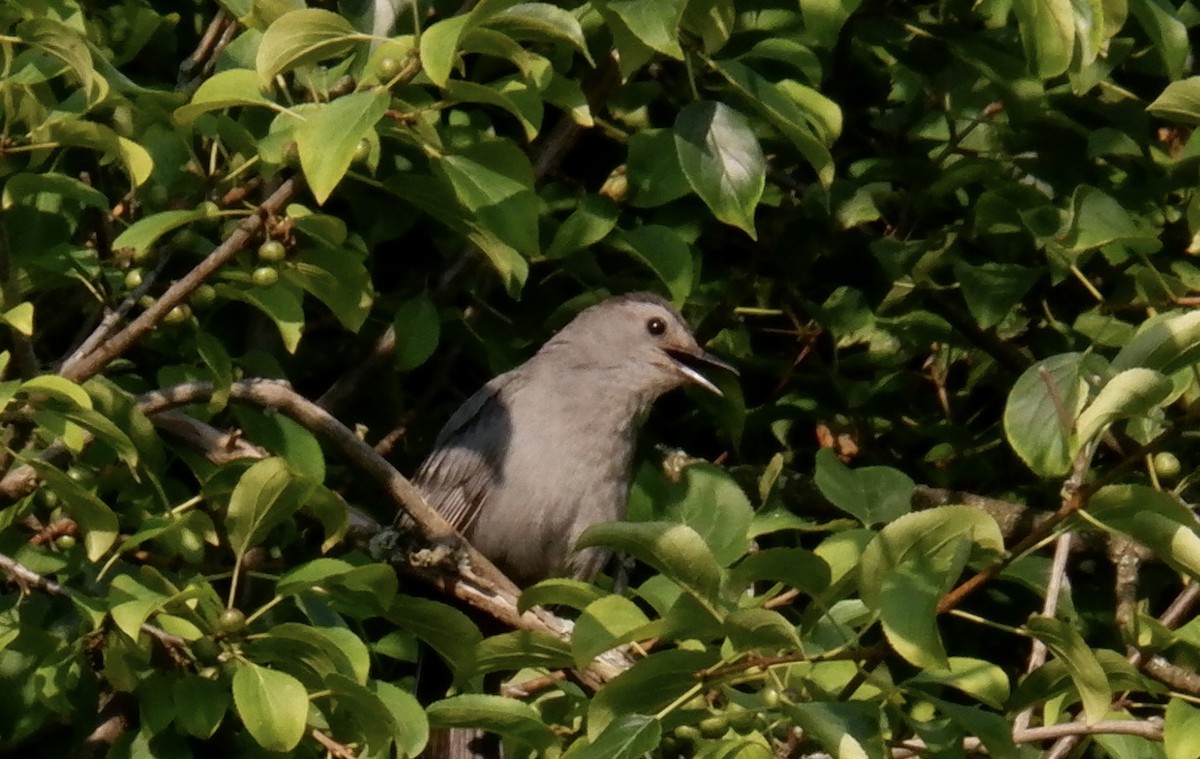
[414,292,735,585]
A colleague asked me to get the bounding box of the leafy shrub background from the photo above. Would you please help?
[4,0,1200,757]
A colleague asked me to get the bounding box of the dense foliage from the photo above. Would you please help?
[5,0,1200,756]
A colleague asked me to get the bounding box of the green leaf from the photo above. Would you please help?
[576,521,724,611]
[45,120,153,187]
[195,331,233,409]
[111,207,212,258]
[386,178,529,296]
[629,462,752,565]
[592,0,686,59]
[1074,368,1173,448]
[787,702,887,759]
[420,15,472,87]
[682,0,736,53]
[475,630,573,674]
[225,458,310,561]
[283,245,374,332]
[673,101,766,238]
[1147,77,1200,125]
[1059,186,1157,255]
[724,608,801,652]
[247,622,361,687]
[388,595,481,683]
[953,261,1042,329]
[297,91,389,205]
[728,547,831,597]
[589,649,718,736]
[546,195,618,259]
[572,714,661,759]
[304,485,350,554]
[256,9,360,87]
[277,557,355,594]
[217,282,305,353]
[108,573,166,641]
[1089,484,1200,581]
[323,672,401,755]
[393,294,441,371]
[30,462,118,561]
[1003,352,1096,477]
[1111,309,1200,375]
[573,595,653,668]
[518,578,608,613]
[316,627,372,684]
[174,68,279,124]
[427,695,556,753]
[173,674,229,738]
[879,555,949,669]
[2,172,108,210]
[484,4,594,64]
[372,680,429,758]
[56,406,139,468]
[435,143,540,254]
[20,18,104,104]
[232,406,325,482]
[1165,699,1200,759]
[932,699,1019,759]
[1012,0,1075,78]
[1025,615,1111,724]
[19,375,92,409]
[444,78,543,141]
[232,662,309,752]
[909,657,1012,710]
[626,129,691,207]
[813,447,914,526]
[1129,0,1188,80]
[714,60,839,185]
[610,225,694,303]
[858,505,1005,609]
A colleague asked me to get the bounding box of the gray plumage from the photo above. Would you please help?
[414,292,733,584]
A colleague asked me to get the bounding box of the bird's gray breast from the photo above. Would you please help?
[462,370,641,583]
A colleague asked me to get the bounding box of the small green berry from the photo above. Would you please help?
[760,687,781,709]
[67,467,96,489]
[352,138,371,164]
[191,636,220,662]
[218,608,246,634]
[53,534,76,550]
[163,304,191,325]
[257,240,286,262]
[124,269,144,290]
[697,715,728,739]
[1154,451,1182,479]
[251,266,279,287]
[190,284,217,308]
[376,56,402,80]
[727,708,757,733]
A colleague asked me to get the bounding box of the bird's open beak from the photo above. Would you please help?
[665,348,738,396]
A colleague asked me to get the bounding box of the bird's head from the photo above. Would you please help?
[543,292,737,399]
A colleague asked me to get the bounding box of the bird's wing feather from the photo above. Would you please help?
[415,371,517,532]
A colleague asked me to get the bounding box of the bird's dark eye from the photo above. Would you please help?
[646,317,667,336]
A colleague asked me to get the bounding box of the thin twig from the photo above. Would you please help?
[1013,530,1073,733]
[310,728,357,759]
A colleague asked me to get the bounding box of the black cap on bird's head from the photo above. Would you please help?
[543,292,738,397]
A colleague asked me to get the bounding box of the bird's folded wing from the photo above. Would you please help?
[414,372,516,532]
